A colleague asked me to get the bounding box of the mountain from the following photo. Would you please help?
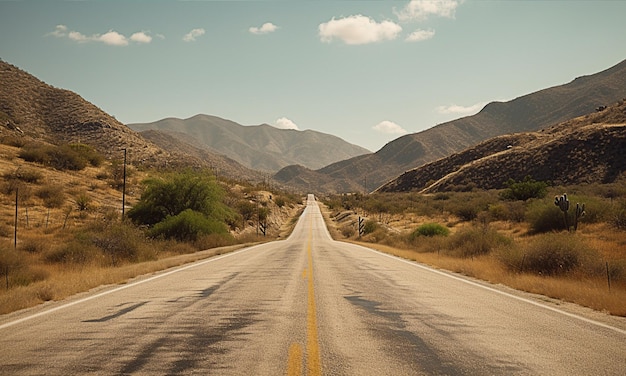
[287,58,626,193]
[0,60,260,181]
[377,100,626,193]
[128,116,371,173]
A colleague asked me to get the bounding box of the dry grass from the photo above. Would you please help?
[352,241,626,316]
[319,202,626,317]
[0,244,247,315]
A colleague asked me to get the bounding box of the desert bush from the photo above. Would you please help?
[45,241,101,265]
[67,143,103,167]
[19,143,101,171]
[521,233,594,275]
[194,232,235,250]
[363,220,379,235]
[91,222,146,265]
[453,204,479,222]
[74,192,92,212]
[446,226,512,258]
[611,201,626,230]
[37,184,65,208]
[410,223,450,239]
[0,243,25,288]
[148,209,230,242]
[1,135,26,148]
[341,224,355,238]
[4,168,43,184]
[500,176,548,201]
[19,236,50,254]
[526,202,567,233]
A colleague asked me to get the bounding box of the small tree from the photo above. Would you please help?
[500,176,548,201]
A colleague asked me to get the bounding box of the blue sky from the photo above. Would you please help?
[1,1,625,152]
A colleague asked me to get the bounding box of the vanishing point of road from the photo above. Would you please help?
[1,195,625,375]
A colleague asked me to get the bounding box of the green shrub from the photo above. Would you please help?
[148,209,229,242]
[522,233,593,275]
[500,176,548,201]
[128,169,233,227]
[446,226,512,258]
[526,202,567,233]
[410,223,450,239]
[363,220,379,235]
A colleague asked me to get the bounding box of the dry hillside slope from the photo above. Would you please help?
[377,100,626,193]
[316,58,626,193]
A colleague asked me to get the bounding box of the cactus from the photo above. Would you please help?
[554,194,586,232]
[574,202,585,231]
[554,194,570,231]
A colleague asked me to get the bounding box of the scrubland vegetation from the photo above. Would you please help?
[0,139,302,314]
[323,176,626,316]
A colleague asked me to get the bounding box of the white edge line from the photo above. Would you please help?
[347,242,626,336]
[0,243,267,331]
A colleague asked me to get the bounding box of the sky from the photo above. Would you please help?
[1,1,625,152]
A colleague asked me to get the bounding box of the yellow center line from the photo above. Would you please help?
[287,214,322,376]
[306,223,321,376]
[287,343,303,376]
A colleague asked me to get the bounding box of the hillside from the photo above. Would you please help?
[129,116,371,172]
[0,61,262,182]
[296,58,626,193]
[377,100,626,193]
[0,61,167,166]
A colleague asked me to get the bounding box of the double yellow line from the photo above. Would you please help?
[287,221,321,376]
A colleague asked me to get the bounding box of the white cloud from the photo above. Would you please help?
[68,30,89,43]
[406,28,435,42]
[275,117,300,130]
[47,26,155,46]
[373,121,407,135]
[183,28,205,42]
[130,31,152,44]
[396,0,462,21]
[249,22,278,35]
[436,101,487,115]
[319,15,402,45]
[47,24,68,38]
[98,30,129,46]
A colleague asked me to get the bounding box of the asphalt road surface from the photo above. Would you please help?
[1,194,625,375]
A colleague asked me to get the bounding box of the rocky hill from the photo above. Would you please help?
[129,115,371,172]
[0,61,261,181]
[287,58,626,193]
[377,100,626,193]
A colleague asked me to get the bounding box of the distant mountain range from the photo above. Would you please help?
[274,58,626,193]
[2,57,625,195]
[128,116,370,172]
[377,100,626,193]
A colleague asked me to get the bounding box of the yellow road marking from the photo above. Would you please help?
[287,343,303,376]
[286,215,322,376]
[306,225,322,376]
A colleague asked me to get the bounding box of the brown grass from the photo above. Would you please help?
[319,202,626,317]
[0,244,248,315]
[351,242,626,316]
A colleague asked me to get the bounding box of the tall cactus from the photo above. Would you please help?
[554,194,570,231]
[554,194,586,232]
[574,202,585,231]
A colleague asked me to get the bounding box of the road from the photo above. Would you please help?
[1,194,625,375]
